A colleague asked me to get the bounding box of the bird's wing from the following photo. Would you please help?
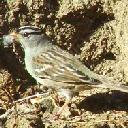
[32,45,102,85]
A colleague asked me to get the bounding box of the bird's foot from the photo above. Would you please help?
[49,99,71,121]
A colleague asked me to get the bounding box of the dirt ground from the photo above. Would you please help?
[1,0,128,127]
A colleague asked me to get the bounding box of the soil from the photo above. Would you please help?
[0,0,128,127]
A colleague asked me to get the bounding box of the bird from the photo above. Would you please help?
[8,25,128,116]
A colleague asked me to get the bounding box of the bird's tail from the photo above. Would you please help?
[97,75,128,93]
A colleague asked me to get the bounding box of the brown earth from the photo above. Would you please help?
[0,0,128,127]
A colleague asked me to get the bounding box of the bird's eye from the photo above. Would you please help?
[23,32,29,37]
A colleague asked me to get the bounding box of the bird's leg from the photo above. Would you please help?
[50,92,61,107]
[53,89,73,118]
[55,98,71,117]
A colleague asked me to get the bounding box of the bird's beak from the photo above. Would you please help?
[2,31,19,47]
[10,32,19,42]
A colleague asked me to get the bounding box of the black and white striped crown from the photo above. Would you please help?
[17,26,42,34]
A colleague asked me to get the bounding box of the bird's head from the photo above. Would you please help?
[10,26,48,50]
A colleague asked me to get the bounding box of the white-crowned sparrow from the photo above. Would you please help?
[7,26,128,115]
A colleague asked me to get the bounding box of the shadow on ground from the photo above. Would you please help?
[78,91,128,113]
